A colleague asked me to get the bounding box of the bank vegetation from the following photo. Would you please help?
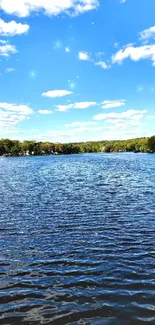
[0,136,155,157]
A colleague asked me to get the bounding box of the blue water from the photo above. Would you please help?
[0,153,155,325]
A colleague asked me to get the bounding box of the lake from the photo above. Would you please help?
[0,153,155,325]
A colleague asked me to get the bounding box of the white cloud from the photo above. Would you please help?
[19,124,151,143]
[95,61,111,69]
[0,18,29,36]
[0,39,7,44]
[5,67,16,73]
[120,0,126,3]
[73,101,97,109]
[0,102,33,128]
[78,54,111,69]
[56,101,97,112]
[93,110,147,125]
[38,109,53,114]
[79,54,111,69]
[112,44,155,66]
[0,102,32,114]
[0,0,99,17]
[32,129,86,143]
[42,90,73,98]
[65,121,96,128]
[78,51,91,61]
[101,100,126,109]
[0,44,17,56]
[140,26,155,41]
[146,115,155,119]
[32,126,113,143]
[65,47,70,53]
[56,105,70,112]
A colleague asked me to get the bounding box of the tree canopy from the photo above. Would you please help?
[0,136,154,156]
[147,136,155,153]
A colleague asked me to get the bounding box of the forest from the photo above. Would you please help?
[0,136,155,156]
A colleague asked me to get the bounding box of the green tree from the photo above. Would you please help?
[21,141,37,154]
[10,140,21,155]
[0,145,5,155]
[147,136,155,153]
[0,139,14,153]
[102,145,112,153]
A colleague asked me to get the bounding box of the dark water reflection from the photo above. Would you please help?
[0,153,155,325]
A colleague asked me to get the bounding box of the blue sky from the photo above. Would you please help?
[0,0,155,143]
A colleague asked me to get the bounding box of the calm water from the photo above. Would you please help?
[0,153,155,325]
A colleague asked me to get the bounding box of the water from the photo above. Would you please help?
[0,153,155,325]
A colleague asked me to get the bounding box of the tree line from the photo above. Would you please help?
[0,136,155,156]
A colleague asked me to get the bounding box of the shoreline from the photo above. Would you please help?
[1,151,154,158]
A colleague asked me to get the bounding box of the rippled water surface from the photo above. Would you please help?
[0,153,155,325]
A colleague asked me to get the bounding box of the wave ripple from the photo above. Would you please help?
[0,153,155,325]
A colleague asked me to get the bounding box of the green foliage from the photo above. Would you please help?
[21,140,36,154]
[0,136,154,156]
[102,145,112,153]
[0,138,14,152]
[147,136,155,153]
[0,145,5,155]
[10,141,21,155]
